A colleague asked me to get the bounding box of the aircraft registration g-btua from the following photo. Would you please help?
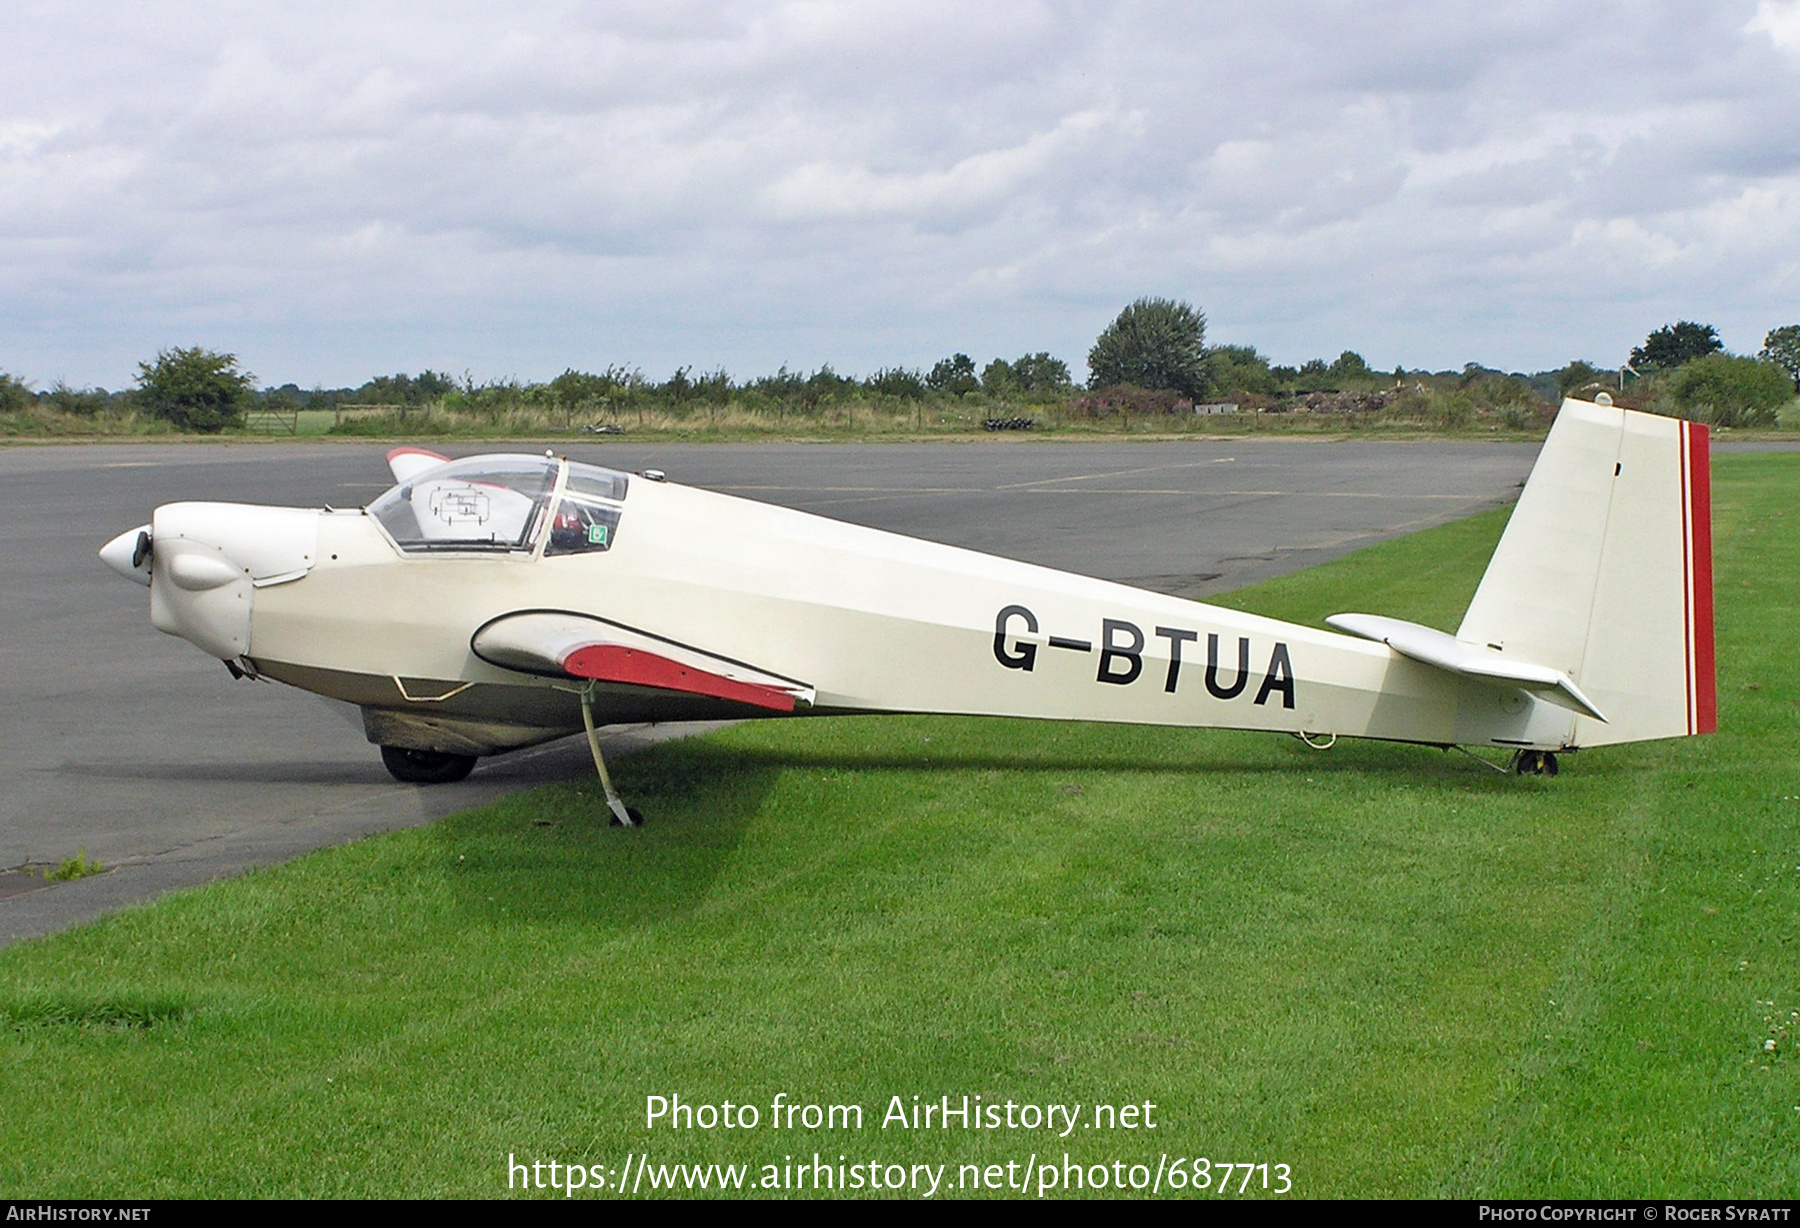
[100,397,1715,826]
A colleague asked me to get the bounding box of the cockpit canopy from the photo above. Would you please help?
[367,454,629,554]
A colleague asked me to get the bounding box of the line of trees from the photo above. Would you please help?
[3,303,1796,434]
[1078,298,1553,415]
[1,351,1081,434]
[1609,320,1798,427]
[1078,299,1799,428]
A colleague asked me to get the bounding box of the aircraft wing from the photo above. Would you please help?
[1326,613,1606,722]
[470,611,815,713]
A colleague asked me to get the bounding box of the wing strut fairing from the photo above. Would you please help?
[471,611,815,713]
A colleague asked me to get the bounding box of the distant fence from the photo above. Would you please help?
[239,402,423,435]
[241,407,299,434]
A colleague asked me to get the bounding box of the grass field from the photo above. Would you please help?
[1,455,1796,1199]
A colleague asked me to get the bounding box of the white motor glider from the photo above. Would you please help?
[100,398,1716,825]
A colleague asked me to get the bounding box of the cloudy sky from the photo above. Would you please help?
[3,1,1798,388]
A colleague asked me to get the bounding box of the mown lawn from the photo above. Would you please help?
[0,455,1795,1198]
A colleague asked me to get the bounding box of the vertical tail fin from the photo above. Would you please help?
[1456,398,1715,747]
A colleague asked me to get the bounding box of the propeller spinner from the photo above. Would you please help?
[100,526,154,586]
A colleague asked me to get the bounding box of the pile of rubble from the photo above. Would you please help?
[1280,390,1397,414]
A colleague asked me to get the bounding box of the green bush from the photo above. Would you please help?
[1328,350,1374,383]
[980,358,1018,396]
[1010,352,1073,397]
[864,367,927,399]
[1208,345,1278,396]
[1435,387,1475,428]
[1556,360,1608,398]
[135,347,254,433]
[1291,358,1333,393]
[360,370,457,404]
[45,381,111,416]
[0,371,31,414]
[1667,354,1793,427]
[327,411,450,437]
[926,353,978,396]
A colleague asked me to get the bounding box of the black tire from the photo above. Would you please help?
[380,745,477,784]
[1541,752,1559,778]
[1513,750,1541,776]
[609,807,646,828]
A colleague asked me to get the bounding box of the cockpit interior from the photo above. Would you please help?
[367,455,629,555]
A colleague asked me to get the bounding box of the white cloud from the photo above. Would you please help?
[760,109,1124,221]
[1748,0,1800,56]
[0,1,1797,384]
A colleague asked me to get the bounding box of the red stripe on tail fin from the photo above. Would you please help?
[1686,422,1717,734]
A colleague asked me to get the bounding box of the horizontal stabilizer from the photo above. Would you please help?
[471,611,815,713]
[1326,613,1607,722]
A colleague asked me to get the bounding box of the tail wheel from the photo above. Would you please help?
[1509,750,1561,777]
[380,745,477,784]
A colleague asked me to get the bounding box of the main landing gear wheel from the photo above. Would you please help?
[1510,750,1560,777]
[380,745,477,784]
[609,808,645,828]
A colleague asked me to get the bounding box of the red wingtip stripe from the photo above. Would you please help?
[562,644,797,713]
[1686,423,1717,734]
[386,446,451,464]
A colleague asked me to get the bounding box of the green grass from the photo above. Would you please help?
[1,456,1797,1198]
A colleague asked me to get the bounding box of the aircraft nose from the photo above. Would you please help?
[149,502,320,586]
[100,525,154,586]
